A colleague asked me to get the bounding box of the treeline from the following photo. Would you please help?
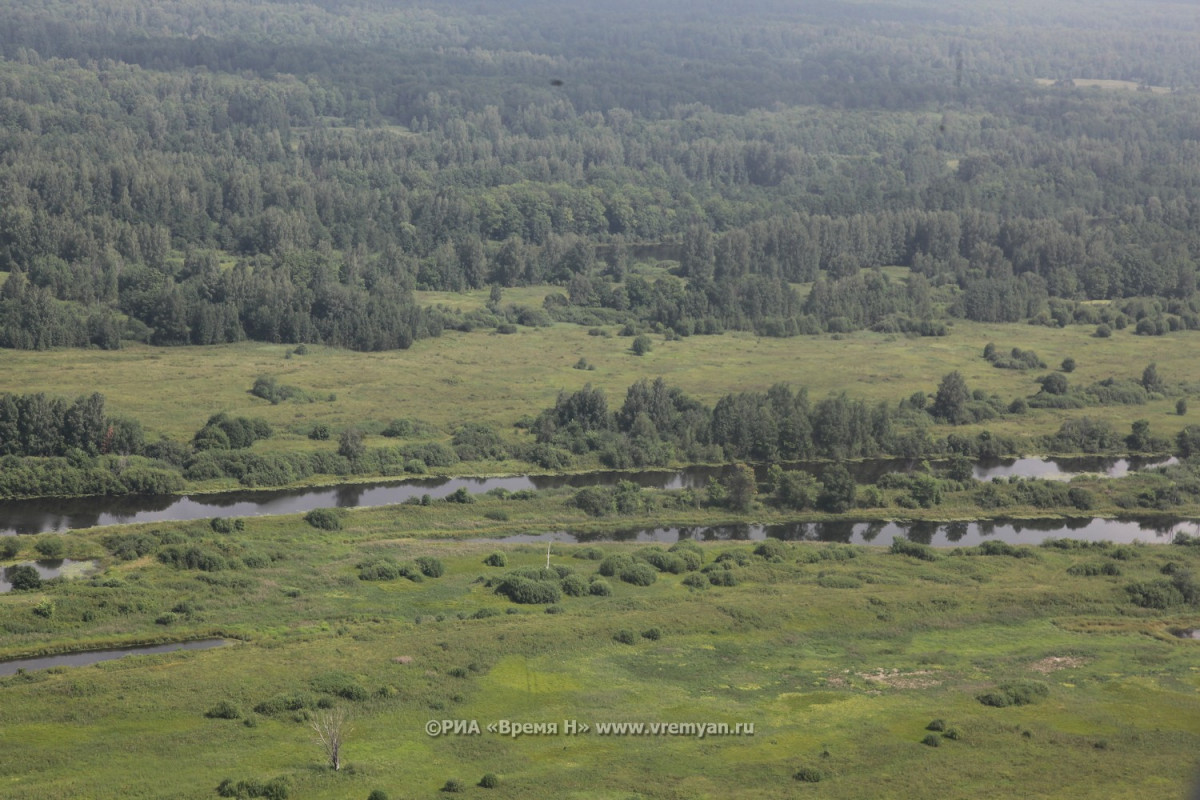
[0,391,142,456]
[532,378,1016,470]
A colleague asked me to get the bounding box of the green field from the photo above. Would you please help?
[2,312,1195,479]
[2,502,1200,799]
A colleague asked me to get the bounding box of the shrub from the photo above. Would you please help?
[753,539,787,561]
[309,424,330,440]
[631,334,653,355]
[619,563,657,586]
[1178,398,1189,416]
[1094,324,1112,338]
[495,576,561,604]
[441,779,465,793]
[926,719,946,732]
[943,728,961,741]
[890,537,938,561]
[921,734,941,747]
[33,536,64,559]
[681,573,708,589]
[304,508,342,530]
[0,537,20,559]
[572,547,604,560]
[641,627,662,641]
[6,564,42,591]
[415,557,445,578]
[1061,357,1076,373]
[598,554,635,576]
[368,791,390,800]
[793,767,822,782]
[614,629,637,645]
[588,579,612,596]
[446,487,475,504]
[561,574,588,597]
[977,681,1049,707]
[1125,580,1185,609]
[206,701,241,720]
[479,773,500,789]
[483,552,507,567]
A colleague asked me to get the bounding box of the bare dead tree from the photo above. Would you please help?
[310,706,351,771]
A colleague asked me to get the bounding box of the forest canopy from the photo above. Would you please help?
[0,0,1199,348]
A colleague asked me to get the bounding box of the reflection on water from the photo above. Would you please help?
[0,559,95,592]
[0,639,229,676]
[483,517,1200,548]
[0,456,1178,535]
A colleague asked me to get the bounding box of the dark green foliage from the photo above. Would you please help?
[932,371,971,424]
[707,569,741,587]
[598,554,635,577]
[309,424,330,441]
[753,539,787,561]
[217,777,289,799]
[572,486,615,517]
[415,557,445,578]
[641,627,662,641]
[943,728,961,741]
[250,377,309,405]
[452,424,509,462]
[157,545,228,572]
[1062,357,1076,373]
[312,671,369,701]
[478,774,500,789]
[483,552,507,567]
[193,413,272,451]
[1178,398,1189,416]
[926,719,945,732]
[33,536,64,558]
[304,508,343,530]
[588,579,612,596]
[682,573,708,589]
[618,563,658,586]
[977,681,1050,708]
[560,574,588,597]
[793,767,822,783]
[494,575,561,604]
[357,557,425,582]
[6,564,42,591]
[890,538,937,562]
[367,791,389,800]
[206,701,241,720]
[1067,487,1095,510]
[1068,562,1121,577]
[984,346,1046,370]
[630,334,653,356]
[817,464,856,513]
[614,629,637,645]
[446,487,475,504]
[921,734,941,747]
[0,538,19,559]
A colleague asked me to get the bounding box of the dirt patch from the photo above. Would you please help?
[857,668,940,689]
[392,655,414,664]
[1030,656,1086,673]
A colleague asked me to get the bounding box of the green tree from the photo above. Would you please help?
[722,464,757,512]
[932,371,970,424]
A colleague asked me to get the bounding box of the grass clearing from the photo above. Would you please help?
[1,317,1194,459]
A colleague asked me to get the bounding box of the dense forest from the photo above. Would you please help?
[1,0,1199,348]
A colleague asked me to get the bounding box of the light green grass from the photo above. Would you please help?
[2,505,1200,799]
[1,318,1194,457]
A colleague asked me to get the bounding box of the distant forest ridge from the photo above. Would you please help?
[1,0,1199,350]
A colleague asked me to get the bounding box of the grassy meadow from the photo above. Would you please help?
[1,306,1197,487]
[2,500,1200,799]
